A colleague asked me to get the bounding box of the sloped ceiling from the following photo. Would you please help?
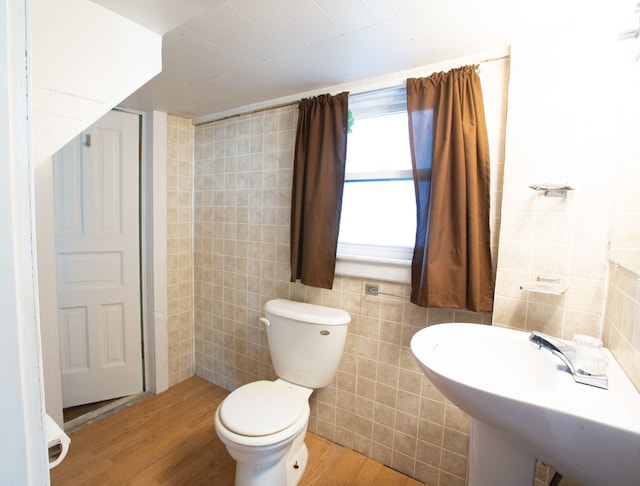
[92,0,633,121]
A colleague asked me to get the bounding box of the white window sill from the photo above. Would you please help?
[335,253,411,284]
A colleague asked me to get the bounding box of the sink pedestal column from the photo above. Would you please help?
[468,419,536,486]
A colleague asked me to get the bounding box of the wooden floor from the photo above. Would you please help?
[51,377,423,486]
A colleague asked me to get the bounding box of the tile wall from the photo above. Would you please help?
[493,35,615,340]
[167,114,195,386]
[603,56,640,393]
[192,58,508,485]
[604,262,640,391]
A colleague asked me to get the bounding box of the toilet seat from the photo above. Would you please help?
[219,380,306,437]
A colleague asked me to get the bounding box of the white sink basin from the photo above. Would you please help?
[410,323,640,486]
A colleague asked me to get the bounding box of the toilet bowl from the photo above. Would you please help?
[214,379,313,486]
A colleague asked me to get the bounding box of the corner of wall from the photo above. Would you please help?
[603,260,640,391]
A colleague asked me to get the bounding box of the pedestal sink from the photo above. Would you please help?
[410,323,640,486]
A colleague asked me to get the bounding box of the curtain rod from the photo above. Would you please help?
[196,54,510,125]
[351,54,509,99]
[479,54,510,64]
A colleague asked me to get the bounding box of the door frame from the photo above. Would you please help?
[139,109,169,395]
[36,109,169,424]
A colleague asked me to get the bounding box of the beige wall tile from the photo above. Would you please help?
[604,263,640,390]
[167,114,194,387]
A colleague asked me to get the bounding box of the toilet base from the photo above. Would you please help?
[285,430,308,485]
[234,432,308,486]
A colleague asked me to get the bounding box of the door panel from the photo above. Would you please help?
[59,307,89,372]
[54,110,142,408]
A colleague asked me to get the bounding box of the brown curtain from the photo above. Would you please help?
[290,92,349,289]
[407,66,494,312]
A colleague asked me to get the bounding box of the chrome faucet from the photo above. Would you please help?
[529,331,608,389]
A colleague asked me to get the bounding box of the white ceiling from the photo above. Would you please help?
[92,0,634,122]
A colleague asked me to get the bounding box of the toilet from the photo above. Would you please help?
[214,298,351,486]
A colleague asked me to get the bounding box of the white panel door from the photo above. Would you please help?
[54,110,143,408]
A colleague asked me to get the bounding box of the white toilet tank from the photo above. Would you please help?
[263,299,351,389]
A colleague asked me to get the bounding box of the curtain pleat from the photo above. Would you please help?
[407,66,494,312]
[290,92,349,289]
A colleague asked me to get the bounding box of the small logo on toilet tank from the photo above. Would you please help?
[320,330,330,336]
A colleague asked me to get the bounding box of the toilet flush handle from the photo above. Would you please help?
[259,317,271,327]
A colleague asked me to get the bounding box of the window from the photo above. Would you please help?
[336,86,417,283]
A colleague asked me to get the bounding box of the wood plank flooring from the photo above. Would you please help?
[50,376,423,486]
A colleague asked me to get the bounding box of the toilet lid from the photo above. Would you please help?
[219,381,306,437]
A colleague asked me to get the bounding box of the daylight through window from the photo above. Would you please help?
[336,86,419,281]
